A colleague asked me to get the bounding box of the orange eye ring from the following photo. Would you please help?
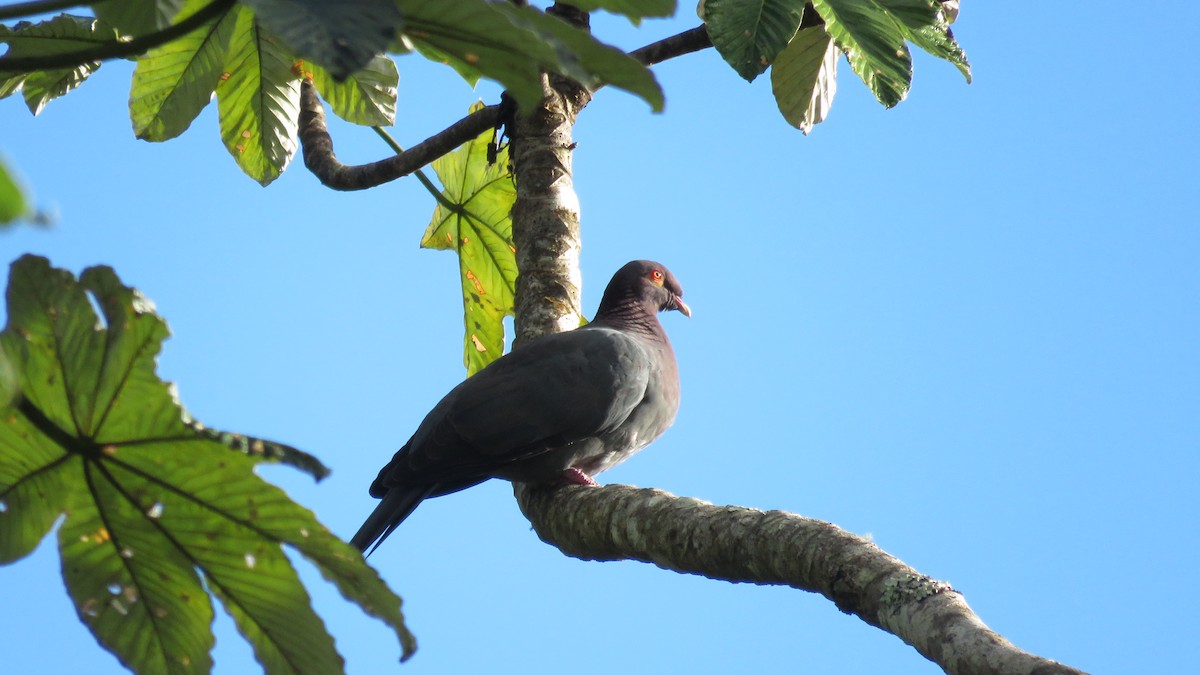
[650,269,664,282]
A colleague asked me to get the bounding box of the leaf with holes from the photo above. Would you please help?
[0,255,416,673]
[421,103,517,375]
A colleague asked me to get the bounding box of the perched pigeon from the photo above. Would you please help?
[351,260,690,554]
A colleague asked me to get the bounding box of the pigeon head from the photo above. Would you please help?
[595,260,691,321]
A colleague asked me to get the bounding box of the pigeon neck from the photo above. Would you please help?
[592,300,665,339]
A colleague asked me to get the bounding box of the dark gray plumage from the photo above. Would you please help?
[351,260,690,554]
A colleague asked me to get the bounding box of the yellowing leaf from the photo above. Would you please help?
[421,103,517,375]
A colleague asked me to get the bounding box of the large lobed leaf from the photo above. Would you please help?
[0,255,416,672]
[400,0,662,112]
[129,1,400,182]
[421,104,518,376]
[0,14,120,115]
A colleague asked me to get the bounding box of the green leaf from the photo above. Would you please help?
[242,0,403,80]
[0,348,16,409]
[0,255,416,671]
[421,104,518,375]
[215,6,301,186]
[94,0,187,37]
[894,2,971,83]
[0,15,120,114]
[0,156,29,225]
[400,0,662,112]
[306,55,398,127]
[492,4,663,111]
[771,26,839,133]
[565,0,677,24]
[129,0,238,142]
[811,0,915,107]
[701,0,807,82]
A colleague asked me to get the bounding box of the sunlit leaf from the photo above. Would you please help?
[0,15,120,114]
[421,104,517,375]
[771,26,838,133]
[306,55,398,127]
[701,0,806,82]
[0,157,29,225]
[0,255,416,672]
[129,0,238,142]
[215,6,300,185]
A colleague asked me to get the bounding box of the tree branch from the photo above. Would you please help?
[629,25,712,66]
[0,0,236,73]
[515,483,1087,675]
[297,79,502,191]
[296,22,716,192]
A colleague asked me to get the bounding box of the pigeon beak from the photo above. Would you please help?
[672,296,692,318]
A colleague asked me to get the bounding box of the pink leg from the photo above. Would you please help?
[562,467,599,486]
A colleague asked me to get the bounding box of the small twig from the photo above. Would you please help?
[0,0,235,73]
[369,126,454,208]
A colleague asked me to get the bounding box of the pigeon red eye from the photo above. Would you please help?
[651,270,663,281]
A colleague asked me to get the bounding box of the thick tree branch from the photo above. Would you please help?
[298,80,502,191]
[515,483,1087,675]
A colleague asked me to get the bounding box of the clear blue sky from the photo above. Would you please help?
[3,4,1196,674]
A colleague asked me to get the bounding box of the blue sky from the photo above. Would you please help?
[2,3,1197,674]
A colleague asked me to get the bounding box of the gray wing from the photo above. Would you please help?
[370,327,651,495]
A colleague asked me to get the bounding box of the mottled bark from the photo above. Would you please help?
[507,73,590,346]
[515,484,1086,675]
[507,6,594,346]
